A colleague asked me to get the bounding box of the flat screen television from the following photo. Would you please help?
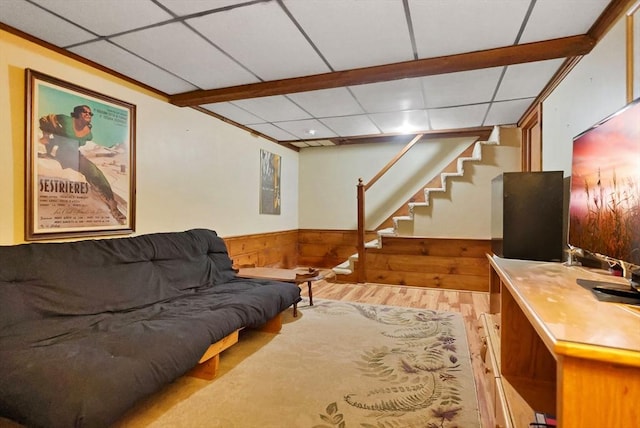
[568,97,640,297]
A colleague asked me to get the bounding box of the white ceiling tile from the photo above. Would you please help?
[233,96,311,122]
[369,110,431,134]
[350,79,425,113]
[291,142,310,148]
[283,0,414,70]
[519,0,610,43]
[485,99,534,126]
[320,115,381,137]
[422,67,503,108]
[274,119,337,140]
[1,1,95,46]
[30,0,172,36]
[111,22,259,89]
[317,140,336,146]
[288,88,364,118]
[246,123,297,141]
[429,104,489,130]
[187,1,330,81]
[409,0,530,58]
[69,41,198,94]
[200,102,264,125]
[305,140,325,147]
[156,0,248,16]
[495,59,564,101]
[3,0,612,143]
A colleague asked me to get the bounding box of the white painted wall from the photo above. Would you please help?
[298,127,521,238]
[412,128,521,238]
[543,19,628,175]
[133,100,299,238]
[0,30,298,244]
[298,137,476,230]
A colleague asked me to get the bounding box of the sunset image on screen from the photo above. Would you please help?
[568,100,640,264]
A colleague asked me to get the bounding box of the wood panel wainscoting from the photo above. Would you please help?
[297,229,377,268]
[224,230,298,269]
[225,229,491,293]
[365,236,492,292]
[224,229,373,271]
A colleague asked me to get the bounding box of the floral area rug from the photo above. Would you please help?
[116,299,481,428]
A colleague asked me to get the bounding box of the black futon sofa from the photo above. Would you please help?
[0,229,300,427]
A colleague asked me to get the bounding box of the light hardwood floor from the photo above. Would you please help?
[300,279,495,428]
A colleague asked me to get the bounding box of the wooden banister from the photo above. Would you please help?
[356,133,424,283]
[364,134,424,191]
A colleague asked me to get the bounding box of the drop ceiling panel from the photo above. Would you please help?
[485,99,535,126]
[409,0,530,58]
[287,88,364,118]
[200,102,264,125]
[315,140,336,146]
[429,104,489,130]
[304,140,326,147]
[320,115,381,137]
[284,0,414,70]
[275,119,337,140]
[233,96,311,122]
[187,2,330,81]
[69,41,198,94]
[350,79,425,113]
[111,22,259,90]
[157,0,248,16]
[290,142,309,148]
[519,0,610,43]
[245,123,297,141]
[31,0,172,38]
[0,0,615,145]
[2,1,95,47]
[421,67,503,108]
[495,59,565,101]
[369,110,431,134]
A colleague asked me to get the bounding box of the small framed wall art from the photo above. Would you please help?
[259,149,281,215]
[25,69,136,240]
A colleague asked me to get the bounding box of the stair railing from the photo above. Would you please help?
[356,133,424,283]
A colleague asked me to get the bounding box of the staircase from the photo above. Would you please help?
[332,126,501,278]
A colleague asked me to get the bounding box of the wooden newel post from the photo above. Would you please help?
[356,178,366,283]
[353,134,424,284]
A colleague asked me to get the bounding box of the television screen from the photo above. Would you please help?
[568,97,640,272]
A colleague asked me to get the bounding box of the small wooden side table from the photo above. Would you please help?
[236,267,324,317]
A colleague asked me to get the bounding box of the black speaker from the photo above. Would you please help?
[491,171,564,261]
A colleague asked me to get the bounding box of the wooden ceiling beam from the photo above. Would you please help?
[169,35,595,107]
[330,127,494,146]
[587,0,640,42]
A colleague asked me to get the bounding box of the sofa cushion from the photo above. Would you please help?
[0,229,233,326]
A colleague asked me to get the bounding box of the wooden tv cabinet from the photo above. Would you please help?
[483,255,640,427]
